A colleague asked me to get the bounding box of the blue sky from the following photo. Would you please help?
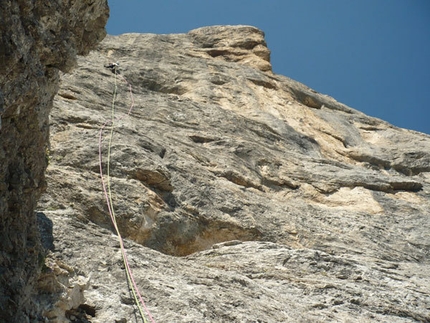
[107,1,430,135]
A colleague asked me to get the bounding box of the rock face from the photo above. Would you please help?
[0,1,108,322]
[37,26,430,322]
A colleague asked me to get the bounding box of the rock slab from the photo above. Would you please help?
[38,26,430,322]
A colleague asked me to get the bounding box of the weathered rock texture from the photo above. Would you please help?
[38,26,430,322]
[0,1,108,322]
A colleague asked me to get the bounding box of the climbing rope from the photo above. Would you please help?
[98,64,156,323]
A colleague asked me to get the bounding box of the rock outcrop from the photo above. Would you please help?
[0,1,108,322]
[38,26,430,322]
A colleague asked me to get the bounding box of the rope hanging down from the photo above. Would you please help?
[98,63,156,323]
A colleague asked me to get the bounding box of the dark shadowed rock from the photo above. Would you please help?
[38,25,430,322]
[0,1,108,322]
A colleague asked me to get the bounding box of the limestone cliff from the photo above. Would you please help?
[0,1,108,322]
[36,26,430,322]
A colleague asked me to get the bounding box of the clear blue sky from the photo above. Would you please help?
[107,1,430,135]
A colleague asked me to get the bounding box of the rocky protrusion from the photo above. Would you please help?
[189,25,272,71]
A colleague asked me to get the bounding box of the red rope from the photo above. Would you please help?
[98,72,156,323]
